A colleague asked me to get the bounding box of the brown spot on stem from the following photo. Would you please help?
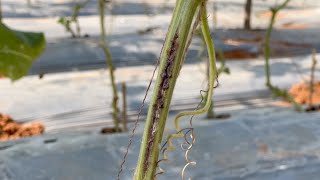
[143,31,180,175]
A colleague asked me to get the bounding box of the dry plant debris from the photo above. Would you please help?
[289,81,320,105]
[0,113,44,142]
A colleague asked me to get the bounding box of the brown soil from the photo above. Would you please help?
[281,22,309,29]
[0,114,45,142]
[222,37,311,59]
[289,81,320,105]
[222,38,261,59]
[259,11,287,20]
[223,50,258,59]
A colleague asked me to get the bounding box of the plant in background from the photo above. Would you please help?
[118,0,218,179]
[309,49,317,107]
[211,0,218,27]
[57,0,89,38]
[244,0,252,30]
[121,82,128,132]
[99,0,121,132]
[57,0,123,132]
[290,49,319,111]
[0,0,46,81]
[263,0,301,110]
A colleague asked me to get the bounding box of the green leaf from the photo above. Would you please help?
[57,17,67,25]
[223,67,230,74]
[0,23,46,81]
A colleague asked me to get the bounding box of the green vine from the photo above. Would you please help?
[198,30,229,118]
[173,3,217,132]
[263,0,301,110]
[133,1,218,179]
[160,4,218,179]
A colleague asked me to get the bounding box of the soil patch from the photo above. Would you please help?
[281,22,309,29]
[222,37,311,59]
[259,11,287,20]
[222,37,261,59]
[223,49,258,59]
[0,114,45,142]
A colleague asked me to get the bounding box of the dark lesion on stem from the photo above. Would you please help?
[143,32,180,174]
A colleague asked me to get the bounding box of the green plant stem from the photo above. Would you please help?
[67,21,76,38]
[206,58,215,118]
[263,0,301,110]
[174,3,218,129]
[264,11,276,87]
[75,19,80,37]
[207,98,215,118]
[134,0,204,179]
[200,65,215,119]
[161,5,218,178]
[264,0,290,87]
[122,82,128,132]
[106,2,114,45]
[99,0,120,131]
[72,0,88,37]
[207,50,229,119]
[198,31,228,119]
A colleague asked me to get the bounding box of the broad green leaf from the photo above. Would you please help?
[0,23,46,81]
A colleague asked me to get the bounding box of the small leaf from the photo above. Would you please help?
[57,17,66,25]
[0,23,46,81]
[223,67,230,74]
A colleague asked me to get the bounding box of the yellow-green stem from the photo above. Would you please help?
[174,4,218,130]
[134,0,205,179]
[264,0,290,87]
[263,0,301,110]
